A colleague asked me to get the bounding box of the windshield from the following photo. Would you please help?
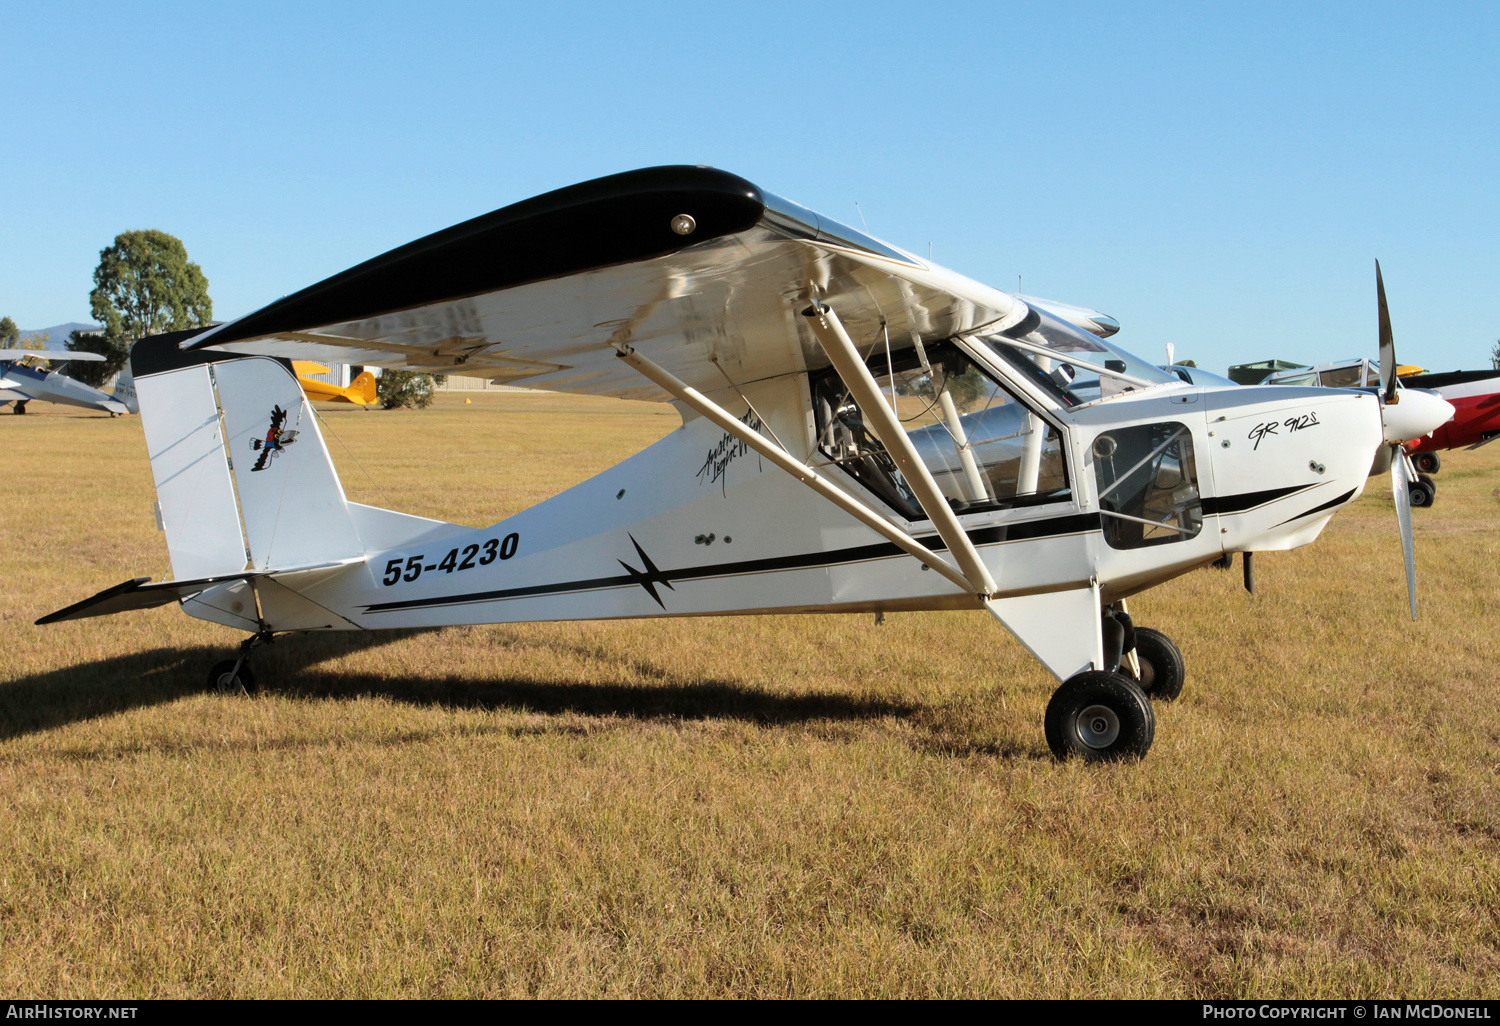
[972,303,1178,405]
[1163,365,1238,388]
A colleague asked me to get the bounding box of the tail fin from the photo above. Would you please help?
[112,361,138,414]
[131,334,365,579]
[351,369,378,406]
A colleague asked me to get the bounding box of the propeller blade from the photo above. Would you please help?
[1389,446,1417,619]
[1377,260,1398,404]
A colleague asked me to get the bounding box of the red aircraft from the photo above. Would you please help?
[1398,368,1500,476]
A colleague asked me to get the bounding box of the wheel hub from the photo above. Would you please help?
[1075,704,1121,749]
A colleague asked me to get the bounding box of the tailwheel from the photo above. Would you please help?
[1410,474,1436,508]
[1413,451,1441,474]
[1127,627,1185,702]
[1044,671,1155,762]
[207,659,257,695]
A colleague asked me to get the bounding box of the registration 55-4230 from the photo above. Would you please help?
[381,533,519,586]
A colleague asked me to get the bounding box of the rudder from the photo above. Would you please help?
[132,333,365,579]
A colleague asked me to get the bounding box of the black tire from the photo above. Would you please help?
[1044,671,1155,762]
[1410,477,1436,508]
[1413,452,1441,474]
[1130,627,1185,702]
[208,659,257,695]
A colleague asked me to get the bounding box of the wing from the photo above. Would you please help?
[170,166,1026,402]
[0,349,106,362]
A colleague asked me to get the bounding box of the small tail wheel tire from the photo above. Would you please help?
[1410,477,1436,508]
[208,659,257,696]
[1413,452,1441,474]
[1044,671,1155,762]
[1130,627,1185,702]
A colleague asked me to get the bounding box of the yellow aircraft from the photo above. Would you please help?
[293,361,377,405]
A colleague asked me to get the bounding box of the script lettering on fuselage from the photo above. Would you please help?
[1248,411,1320,451]
[696,411,765,495]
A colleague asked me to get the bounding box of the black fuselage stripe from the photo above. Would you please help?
[1275,488,1357,527]
[362,512,1104,613]
[360,483,1334,616]
[1200,484,1314,516]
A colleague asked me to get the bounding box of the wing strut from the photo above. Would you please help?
[612,344,979,596]
[802,302,998,597]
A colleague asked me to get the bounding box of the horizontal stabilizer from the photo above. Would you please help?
[36,557,367,625]
[36,575,235,624]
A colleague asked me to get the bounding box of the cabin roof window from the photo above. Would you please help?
[810,340,1070,520]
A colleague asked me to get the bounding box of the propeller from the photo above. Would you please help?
[1390,447,1418,619]
[1373,260,1452,619]
[1377,261,1398,406]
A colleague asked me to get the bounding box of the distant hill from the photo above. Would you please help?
[18,322,102,346]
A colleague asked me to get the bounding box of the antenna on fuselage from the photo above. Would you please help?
[855,202,869,232]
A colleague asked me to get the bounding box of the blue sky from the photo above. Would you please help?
[3,1,1497,373]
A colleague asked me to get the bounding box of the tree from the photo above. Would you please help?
[377,370,435,410]
[0,317,17,347]
[62,330,113,386]
[1492,338,1499,370]
[84,229,213,383]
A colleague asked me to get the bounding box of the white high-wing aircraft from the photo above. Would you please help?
[0,350,129,415]
[38,167,1454,761]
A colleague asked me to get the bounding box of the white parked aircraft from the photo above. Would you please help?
[0,350,128,415]
[38,167,1454,761]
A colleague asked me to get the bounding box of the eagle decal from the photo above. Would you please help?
[248,404,299,471]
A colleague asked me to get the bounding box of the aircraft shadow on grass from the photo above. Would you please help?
[2,631,1045,759]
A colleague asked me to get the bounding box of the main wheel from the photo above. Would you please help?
[1410,476,1436,508]
[1413,452,1441,474]
[208,659,257,695]
[1044,671,1155,762]
[1130,627,1185,702]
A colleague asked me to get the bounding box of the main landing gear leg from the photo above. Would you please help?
[207,629,273,695]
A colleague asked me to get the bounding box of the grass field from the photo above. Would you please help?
[2,392,1498,998]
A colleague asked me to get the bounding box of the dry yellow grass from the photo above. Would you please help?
[1,392,1498,998]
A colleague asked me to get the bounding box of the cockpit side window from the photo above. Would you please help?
[1092,422,1203,549]
[811,341,1071,520]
